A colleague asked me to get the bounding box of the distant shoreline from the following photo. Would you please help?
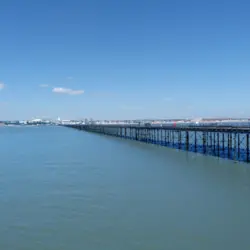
[0,124,57,127]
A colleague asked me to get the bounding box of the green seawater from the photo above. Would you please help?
[1,126,250,250]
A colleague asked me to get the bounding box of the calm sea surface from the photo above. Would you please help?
[1,126,250,250]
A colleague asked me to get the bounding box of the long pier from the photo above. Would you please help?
[66,124,250,163]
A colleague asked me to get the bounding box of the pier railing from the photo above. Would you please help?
[65,124,250,163]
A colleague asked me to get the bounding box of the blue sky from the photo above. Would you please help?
[0,0,249,120]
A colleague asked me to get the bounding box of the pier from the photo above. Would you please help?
[66,124,250,163]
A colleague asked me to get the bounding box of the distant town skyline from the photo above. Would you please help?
[1,0,250,120]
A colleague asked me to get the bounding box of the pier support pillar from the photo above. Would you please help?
[178,131,181,149]
[164,130,167,146]
[238,133,240,160]
[222,133,225,155]
[234,133,237,161]
[217,132,220,157]
[203,132,206,154]
[194,131,197,152]
[186,131,189,151]
[247,134,249,162]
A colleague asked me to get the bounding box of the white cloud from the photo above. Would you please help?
[67,76,73,80]
[52,87,84,95]
[69,90,84,95]
[39,84,49,88]
[0,82,5,90]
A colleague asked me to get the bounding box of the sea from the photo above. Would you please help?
[1,126,250,250]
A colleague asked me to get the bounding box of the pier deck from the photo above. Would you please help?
[66,124,250,163]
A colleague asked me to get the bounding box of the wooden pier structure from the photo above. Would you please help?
[66,124,250,163]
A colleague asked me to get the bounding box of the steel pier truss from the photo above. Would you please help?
[68,125,250,163]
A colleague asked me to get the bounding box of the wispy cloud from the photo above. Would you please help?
[69,90,84,95]
[52,87,84,95]
[39,84,49,88]
[0,82,5,90]
[67,76,73,80]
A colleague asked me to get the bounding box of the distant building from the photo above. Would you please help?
[61,120,71,124]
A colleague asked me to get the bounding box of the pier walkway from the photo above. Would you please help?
[65,124,250,163]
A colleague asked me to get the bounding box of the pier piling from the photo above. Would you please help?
[66,124,250,163]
